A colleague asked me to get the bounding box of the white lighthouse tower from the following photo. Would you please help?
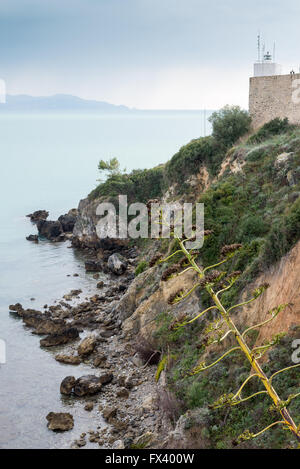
[253,34,282,77]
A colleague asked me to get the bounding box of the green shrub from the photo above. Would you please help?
[209,105,252,148]
[248,118,292,144]
[135,260,148,276]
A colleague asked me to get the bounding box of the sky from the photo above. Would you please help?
[1,0,300,109]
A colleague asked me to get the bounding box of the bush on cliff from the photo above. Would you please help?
[247,117,292,144]
[209,105,252,148]
[89,165,165,203]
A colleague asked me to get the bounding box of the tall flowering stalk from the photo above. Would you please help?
[158,231,300,445]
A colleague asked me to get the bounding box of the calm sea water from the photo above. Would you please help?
[0,112,210,448]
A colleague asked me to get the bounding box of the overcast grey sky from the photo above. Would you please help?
[1,0,300,109]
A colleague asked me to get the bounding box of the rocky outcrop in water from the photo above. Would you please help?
[46,412,74,432]
[27,210,49,222]
[40,327,79,347]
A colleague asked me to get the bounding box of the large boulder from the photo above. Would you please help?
[85,260,103,272]
[40,327,79,347]
[37,219,63,241]
[107,253,128,275]
[60,376,76,395]
[77,336,97,357]
[46,412,74,432]
[55,354,81,365]
[73,375,103,397]
[58,212,77,232]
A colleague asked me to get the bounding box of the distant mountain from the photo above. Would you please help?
[0,94,209,114]
[0,94,131,112]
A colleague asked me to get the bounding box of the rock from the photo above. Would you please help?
[93,353,107,367]
[78,336,97,357]
[102,406,117,422]
[166,407,211,449]
[46,412,74,432]
[142,395,156,411]
[40,327,79,347]
[63,289,82,301]
[26,234,38,243]
[116,387,129,399]
[76,438,86,447]
[84,402,94,411]
[275,152,294,167]
[100,329,116,338]
[37,219,63,241]
[55,354,81,365]
[112,440,125,449]
[60,376,76,395]
[131,353,144,367]
[9,303,24,314]
[27,210,49,222]
[74,375,102,397]
[98,372,113,385]
[96,281,104,289]
[107,253,128,275]
[93,273,100,279]
[26,317,66,335]
[85,260,103,272]
[58,212,77,233]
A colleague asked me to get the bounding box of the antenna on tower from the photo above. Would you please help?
[257,32,261,62]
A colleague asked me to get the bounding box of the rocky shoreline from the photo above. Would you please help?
[11,209,171,449]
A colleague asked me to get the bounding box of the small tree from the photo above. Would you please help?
[98,157,122,181]
[209,105,252,148]
[156,228,300,446]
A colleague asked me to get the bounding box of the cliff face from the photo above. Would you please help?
[239,239,300,345]
[72,125,300,449]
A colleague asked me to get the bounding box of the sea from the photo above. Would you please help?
[0,111,211,448]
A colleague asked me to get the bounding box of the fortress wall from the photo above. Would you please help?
[249,73,300,129]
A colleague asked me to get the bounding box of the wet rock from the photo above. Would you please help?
[40,327,79,347]
[116,387,129,399]
[107,253,128,275]
[27,210,49,222]
[74,375,102,397]
[37,219,63,241]
[26,234,38,243]
[46,412,74,432]
[100,329,116,339]
[58,212,77,233]
[85,260,103,272]
[84,402,94,412]
[55,354,81,365]
[63,289,82,301]
[98,372,113,385]
[9,303,24,315]
[60,376,76,395]
[97,281,104,289]
[78,336,97,357]
[26,317,66,335]
[75,438,86,447]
